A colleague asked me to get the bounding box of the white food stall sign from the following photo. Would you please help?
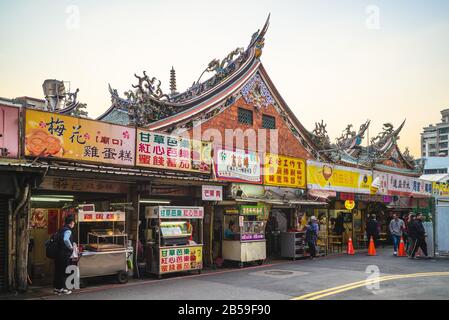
[78,211,126,222]
[159,206,204,219]
[202,185,223,201]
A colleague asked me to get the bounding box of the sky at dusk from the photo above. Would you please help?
[1,0,449,157]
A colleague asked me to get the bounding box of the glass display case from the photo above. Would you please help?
[160,221,191,246]
[76,210,131,284]
[86,229,127,252]
[241,221,265,241]
[222,205,267,266]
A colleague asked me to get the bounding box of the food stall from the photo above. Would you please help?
[144,206,204,278]
[77,204,132,284]
[222,205,267,267]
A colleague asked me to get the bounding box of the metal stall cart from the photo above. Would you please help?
[280,231,306,260]
[77,206,131,284]
[222,205,267,267]
[144,206,204,278]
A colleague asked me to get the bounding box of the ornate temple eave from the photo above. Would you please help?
[146,55,261,131]
[392,144,416,170]
[338,120,371,155]
[371,119,406,152]
[373,164,421,177]
[96,15,271,126]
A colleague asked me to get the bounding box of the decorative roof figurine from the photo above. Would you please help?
[310,120,331,150]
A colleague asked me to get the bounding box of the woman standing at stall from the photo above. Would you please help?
[305,216,319,260]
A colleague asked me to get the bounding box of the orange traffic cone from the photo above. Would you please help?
[347,238,355,255]
[397,237,407,257]
[368,236,377,256]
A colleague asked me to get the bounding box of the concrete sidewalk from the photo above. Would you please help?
[1,252,349,300]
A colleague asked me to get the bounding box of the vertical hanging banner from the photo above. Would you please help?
[24,109,135,165]
[136,129,211,173]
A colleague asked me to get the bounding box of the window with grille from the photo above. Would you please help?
[238,108,253,125]
[262,114,276,129]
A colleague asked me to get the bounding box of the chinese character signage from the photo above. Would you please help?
[241,233,265,241]
[263,153,306,188]
[432,182,449,197]
[0,105,19,158]
[411,179,432,196]
[39,177,130,194]
[387,174,432,196]
[158,206,204,219]
[159,246,203,274]
[214,148,262,183]
[202,185,223,201]
[78,211,125,222]
[136,129,211,173]
[307,160,372,194]
[241,205,265,216]
[24,109,135,165]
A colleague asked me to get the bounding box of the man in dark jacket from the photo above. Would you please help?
[410,213,429,259]
[54,215,76,295]
[406,213,416,256]
[366,214,379,248]
[333,214,345,236]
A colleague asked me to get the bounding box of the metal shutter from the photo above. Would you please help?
[0,197,8,291]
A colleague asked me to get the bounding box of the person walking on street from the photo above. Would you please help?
[410,213,429,259]
[406,213,416,255]
[54,215,76,295]
[402,213,410,251]
[305,216,319,259]
[366,214,379,248]
[389,213,405,256]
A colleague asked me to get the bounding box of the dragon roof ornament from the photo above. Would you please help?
[108,74,184,127]
[336,120,370,152]
[310,120,331,150]
[169,14,270,103]
[370,120,406,153]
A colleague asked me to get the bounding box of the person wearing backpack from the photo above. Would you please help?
[305,216,319,260]
[53,215,76,295]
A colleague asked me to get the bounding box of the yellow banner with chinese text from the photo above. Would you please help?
[24,109,136,165]
[263,153,306,189]
[307,160,372,194]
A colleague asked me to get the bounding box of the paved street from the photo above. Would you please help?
[33,248,449,300]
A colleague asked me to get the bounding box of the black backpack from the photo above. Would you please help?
[45,231,60,259]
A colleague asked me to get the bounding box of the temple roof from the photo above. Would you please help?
[97,15,326,160]
[329,120,420,175]
[98,15,271,128]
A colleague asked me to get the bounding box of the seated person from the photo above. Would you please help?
[224,220,238,239]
